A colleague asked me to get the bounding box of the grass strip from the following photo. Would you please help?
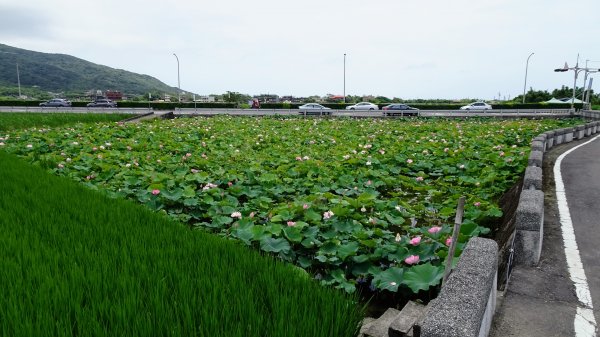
[0,151,363,337]
[0,113,135,131]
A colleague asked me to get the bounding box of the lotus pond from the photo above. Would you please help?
[0,116,582,297]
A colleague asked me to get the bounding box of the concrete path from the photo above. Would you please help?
[491,136,600,336]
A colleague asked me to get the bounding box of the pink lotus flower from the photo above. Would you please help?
[26,144,33,148]
[395,233,402,242]
[230,211,242,219]
[0,142,4,146]
[249,212,255,218]
[186,153,192,157]
[303,204,309,210]
[151,189,160,195]
[416,176,424,182]
[406,159,413,164]
[57,163,64,169]
[428,226,442,234]
[287,221,296,227]
[409,236,421,246]
[459,164,465,169]
[296,156,303,161]
[446,237,453,246]
[405,255,420,265]
[323,211,334,219]
[191,169,199,173]
[474,202,481,207]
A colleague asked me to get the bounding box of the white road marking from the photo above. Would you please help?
[554,134,600,337]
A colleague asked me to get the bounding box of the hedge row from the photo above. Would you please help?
[0,100,582,110]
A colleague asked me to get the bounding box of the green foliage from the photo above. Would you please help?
[513,89,552,103]
[0,150,364,337]
[0,115,585,298]
[0,113,134,131]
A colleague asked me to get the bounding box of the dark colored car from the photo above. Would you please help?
[382,104,419,116]
[39,99,72,107]
[87,99,117,108]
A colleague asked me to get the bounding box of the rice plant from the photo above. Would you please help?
[0,151,364,337]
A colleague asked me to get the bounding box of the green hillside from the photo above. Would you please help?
[0,44,177,96]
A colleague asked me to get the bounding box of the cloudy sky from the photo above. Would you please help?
[1,0,599,100]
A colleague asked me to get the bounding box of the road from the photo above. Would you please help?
[0,106,572,119]
[491,135,600,337]
[559,135,600,335]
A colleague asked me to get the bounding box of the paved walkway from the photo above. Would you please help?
[491,136,600,336]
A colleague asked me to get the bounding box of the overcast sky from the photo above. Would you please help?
[1,0,599,100]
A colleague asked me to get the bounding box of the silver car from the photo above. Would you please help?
[87,99,117,108]
[345,102,379,110]
[39,99,72,107]
[460,102,492,111]
[298,103,332,115]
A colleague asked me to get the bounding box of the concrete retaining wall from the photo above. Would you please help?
[420,238,498,337]
[419,112,600,337]
[514,114,600,265]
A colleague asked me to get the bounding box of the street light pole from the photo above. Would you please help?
[581,60,600,105]
[1,51,21,98]
[343,53,346,104]
[522,52,534,104]
[15,62,21,98]
[554,57,599,111]
[173,53,181,103]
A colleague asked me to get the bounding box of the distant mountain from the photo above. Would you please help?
[0,43,178,96]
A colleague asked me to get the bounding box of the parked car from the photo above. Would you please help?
[460,102,492,111]
[87,99,117,108]
[298,103,332,115]
[345,102,379,110]
[382,104,419,116]
[39,99,72,107]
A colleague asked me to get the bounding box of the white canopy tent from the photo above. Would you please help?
[545,97,583,104]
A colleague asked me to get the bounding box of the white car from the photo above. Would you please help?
[460,102,492,111]
[298,103,332,115]
[345,102,379,110]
